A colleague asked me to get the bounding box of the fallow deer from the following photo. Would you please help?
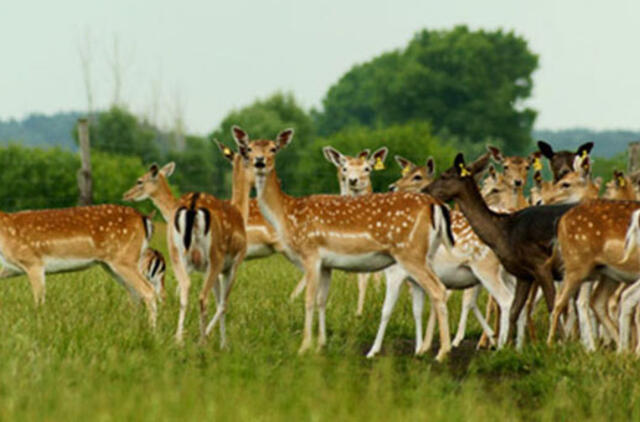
[487,146,532,210]
[298,146,389,316]
[240,129,454,360]
[548,198,640,353]
[0,204,158,324]
[366,155,515,358]
[424,153,576,347]
[140,247,166,301]
[604,170,636,200]
[123,159,247,346]
[537,140,594,182]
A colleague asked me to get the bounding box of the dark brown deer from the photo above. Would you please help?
[424,153,576,346]
[537,140,594,182]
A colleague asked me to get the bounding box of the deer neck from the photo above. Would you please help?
[231,154,251,223]
[150,177,180,221]
[255,170,290,237]
[514,186,528,210]
[455,178,510,255]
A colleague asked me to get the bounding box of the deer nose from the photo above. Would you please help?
[349,178,358,186]
[254,157,265,169]
[514,180,523,187]
[389,184,397,192]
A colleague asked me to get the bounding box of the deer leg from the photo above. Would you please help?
[168,239,191,344]
[547,273,585,347]
[316,267,332,349]
[199,254,225,343]
[367,265,408,358]
[590,277,620,346]
[109,262,157,329]
[634,304,640,355]
[410,282,425,354]
[508,279,532,346]
[24,265,46,306]
[356,273,368,316]
[576,282,596,351]
[478,297,496,348]
[396,253,450,362]
[422,289,451,354]
[619,279,640,353]
[289,275,307,302]
[299,258,320,354]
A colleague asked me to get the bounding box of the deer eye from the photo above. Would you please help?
[503,165,509,170]
[342,167,347,172]
[489,188,500,195]
[561,182,570,189]
[247,147,253,153]
[270,148,277,153]
[412,175,423,181]
[137,180,143,185]
[364,167,371,172]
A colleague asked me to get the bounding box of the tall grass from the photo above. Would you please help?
[0,227,638,420]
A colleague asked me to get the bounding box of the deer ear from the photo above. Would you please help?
[231,126,249,146]
[395,155,415,172]
[370,147,388,170]
[468,152,491,176]
[214,140,235,162]
[149,163,160,178]
[160,162,175,178]
[487,145,503,162]
[538,140,554,159]
[454,153,471,177]
[357,149,370,160]
[577,142,594,157]
[276,128,294,150]
[488,164,497,180]
[323,146,344,167]
[426,156,435,177]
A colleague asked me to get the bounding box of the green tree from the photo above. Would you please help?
[167,135,221,196]
[316,26,538,154]
[210,92,315,194]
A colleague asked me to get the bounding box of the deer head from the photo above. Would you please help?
[123,162,175,201]
[487,146,532,189]
[323,146,388,195]
[424,153,491,202]
[539,154,596,204]
[241,129,295,179]
[604,169,636,200]
[388,156,435,193]
[537,140,594,182]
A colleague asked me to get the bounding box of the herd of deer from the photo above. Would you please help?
[4,126,640,361]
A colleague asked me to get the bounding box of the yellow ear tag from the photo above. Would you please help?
[402,166,410,176]
[374,157,385,171]
[619,177,626,187]
[533,158,543,171]
[224,147,232,156]
[581,150,588,158]
[459,163,471,177]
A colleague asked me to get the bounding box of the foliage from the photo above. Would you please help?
[166,135,224,197]
[0,144,152,212]
[76,106,162,164]
[296,122,457,195]
[210,92,315,193]
[591,152,628,183]
[0,111,83,150]
[315,25,539,154]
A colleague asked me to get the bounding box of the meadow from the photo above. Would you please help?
[1,225,640,421]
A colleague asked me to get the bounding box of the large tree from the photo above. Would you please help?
[315,26,538,154]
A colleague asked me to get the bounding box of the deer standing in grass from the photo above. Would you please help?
[0,204,158,324]
[241,129,453,360]
[424,153,576,348]
[123,159,247,346]
[366,155,515,357]
[318,146,388,316]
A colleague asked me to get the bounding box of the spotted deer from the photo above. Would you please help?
[140,247,166,301]
[318,146,388,316]
[604,170,636,200]
[425,153,576,347]
[366,155,515,358]
[0,204,158,324]
[123,160,247,346]
[240,129,454,360]
[549,198,640,354]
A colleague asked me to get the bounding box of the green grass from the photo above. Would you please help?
[1,230,640,421]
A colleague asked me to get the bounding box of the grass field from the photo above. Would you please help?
[1,225,640,421]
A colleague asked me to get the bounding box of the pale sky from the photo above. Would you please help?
[1,0,639,134]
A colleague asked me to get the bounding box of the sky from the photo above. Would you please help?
[1,0,639,135]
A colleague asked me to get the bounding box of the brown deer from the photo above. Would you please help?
[604,170,636,200]
[366,155,515,358]
[424,153,576,347]
[0,204,158,324]
[123,160,247,346]
[320,146,388,316]
[548,198,640,353]
[537,140,594,182]
[487,146,533,210]
[240,129,454,360]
